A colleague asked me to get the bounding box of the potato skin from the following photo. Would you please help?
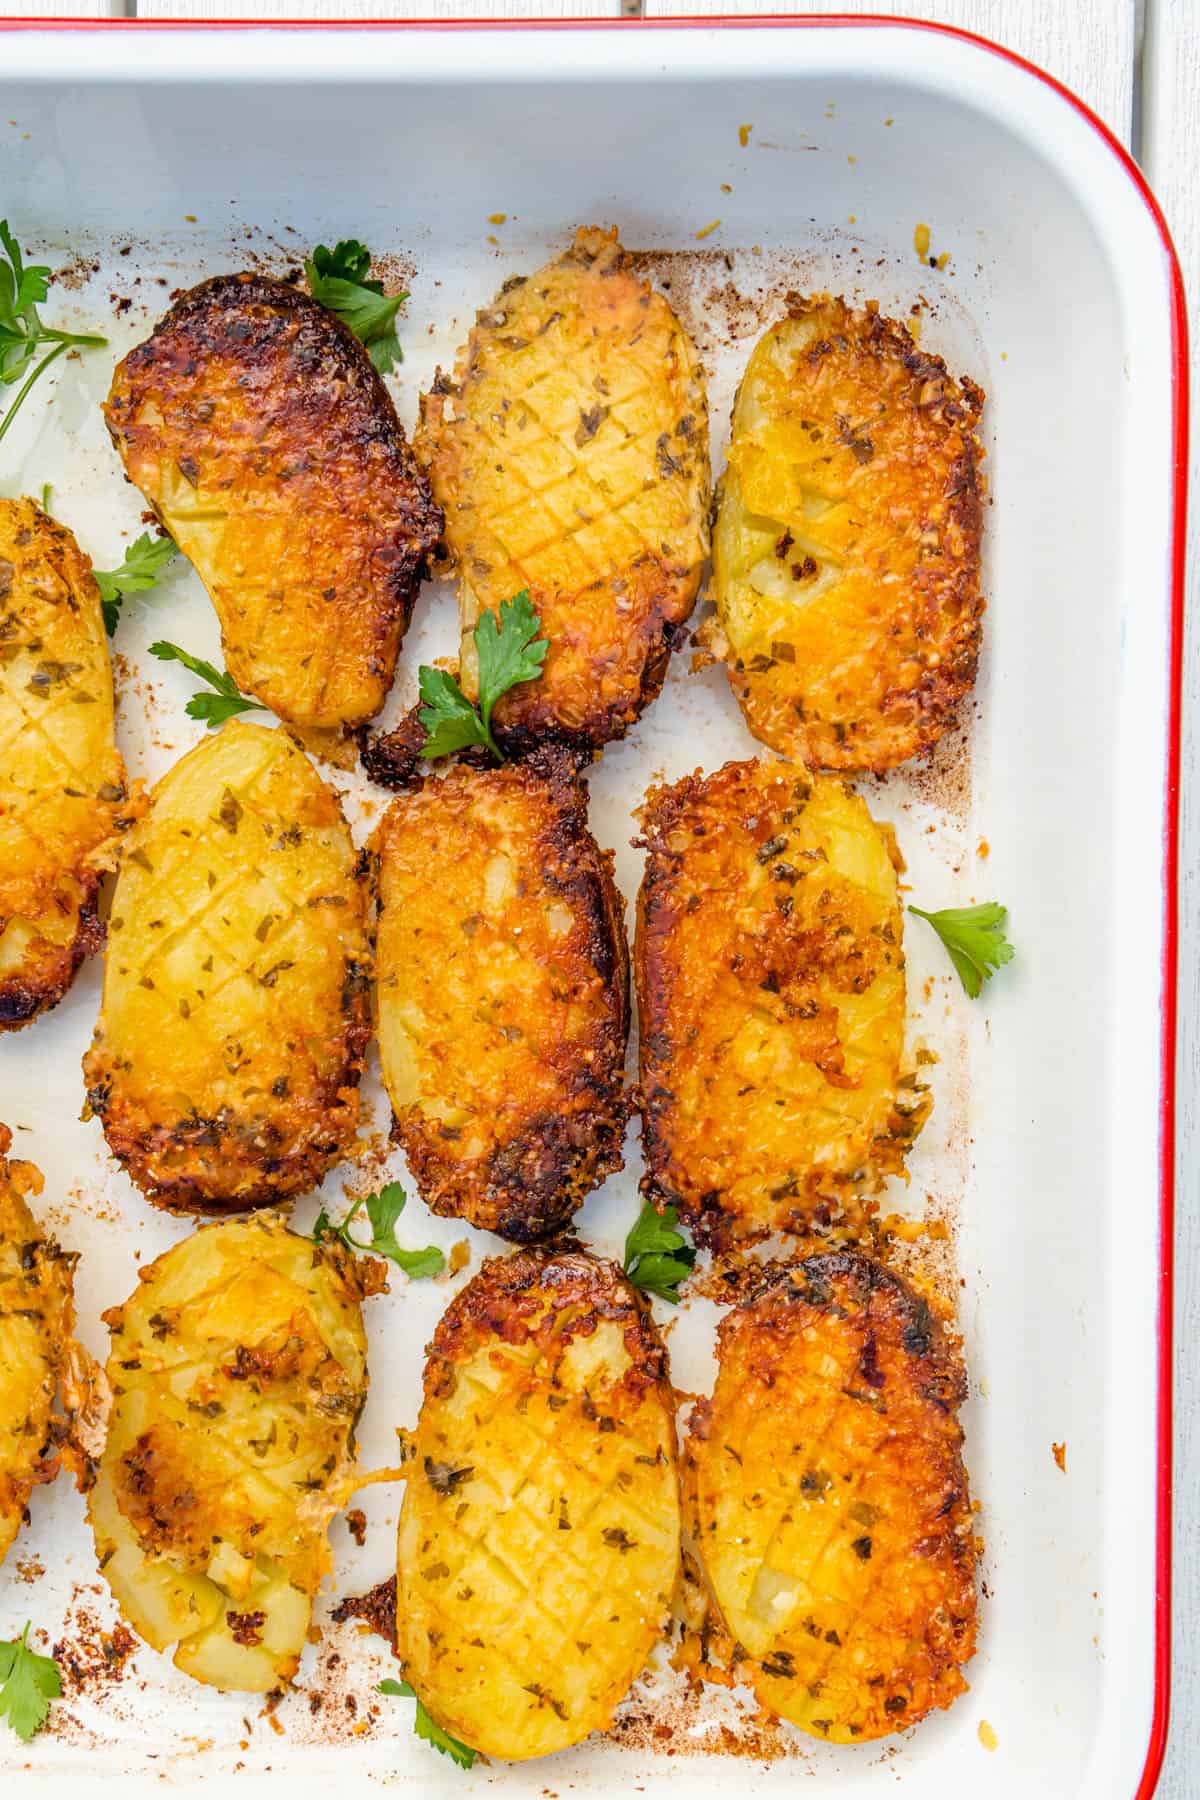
[706,298,984,772]
[0,498,133,1029]
[90,1214,382,1691]
[397,1247,681,1760]
[373,751,629,1240]
[635,759,926,1247]
[0,1125,76,1564]
[105,273,442,734]
[416,226,710,753]
[82,720,370,1214]
[686,1252,976,1742]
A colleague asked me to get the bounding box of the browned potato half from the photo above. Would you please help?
[105,273,441,736]
[397,1246,681,1760]
[83,719,370,1214]
[90,1214,382,1691]
[373,751,629,1240]
[0,1124,76,1564]
[636,759,927,1247]
[0,497,133,1029]
[415,226,709,752]
[705,298,984,772]
[687,1252,977,1742]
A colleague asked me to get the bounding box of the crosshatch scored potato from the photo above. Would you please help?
[706,296,985,773]
[0,1125,77,1566]
[82,719,370,1214]
[686,1252,977,1742]
[397,1247,681,1760]
[90,1214,383,1692]
[416,225,710,752]
[373,751,629,1242]
[0,497,133,1030]
[105,273,442,736]
[636,758,928,1247]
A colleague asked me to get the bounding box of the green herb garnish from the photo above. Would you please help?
[313,1181,444,1280]
[305,239,406,374]
[908,901,1015,999]
[379,1678,477,1769]
[623,1200,696,1304]
[0,1624,61,1743]
[418,589,548,763]
[96,533,178,636]
[148,639,265,729]
[0,221,107,447]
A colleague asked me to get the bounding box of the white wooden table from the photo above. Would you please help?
[4,0,1197,1791]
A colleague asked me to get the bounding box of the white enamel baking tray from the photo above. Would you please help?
[0,16,1184,1799]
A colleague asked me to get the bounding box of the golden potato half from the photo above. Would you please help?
[83,720,370,1214]
[0,498,132,1029]
[90,1214,382,1692]
[636,759,926,1246]
[416,226,709,752]
[687,1252,977,1742]
[374,752,629,1241]
[105,273,442,735]
[707,297,984,772]
[0,1124,77,1564]
[397,1247,681,1761]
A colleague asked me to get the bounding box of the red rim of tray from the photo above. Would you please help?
[1,13,1186,1796]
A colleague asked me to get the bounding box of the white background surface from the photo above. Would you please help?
[0,0,1195,1794]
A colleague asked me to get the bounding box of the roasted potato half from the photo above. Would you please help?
[0,498,132,1029]
[0,1125,77,1564]
[706,297,984,772]
[687,1252,977,1742]
[105,273,441,736]
[90,1214,382,1692]
[416,226,709,752]
[83,719,370,1214]
[374,751,629,1241]
[636,759,927,1247]
[397,1247,681,1761]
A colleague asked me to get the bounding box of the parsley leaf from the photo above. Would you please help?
[379,1678,477,1769]
[305,239,406,374]
[148,639,265,729]
[0,1624,61,1743]
[95,533,178,636]
[0,220,107,447]
[623,1200,696,1304]
[313,1181,444,1280]
[908,901,1015,999]
[418,589,548,763]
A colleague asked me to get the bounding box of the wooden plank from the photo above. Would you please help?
[639,0,1137,138]
[135,0,625,17]
[1141,3,1198,1787]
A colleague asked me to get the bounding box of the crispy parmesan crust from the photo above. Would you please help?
[0,499,135,1030]
[0,1125,78,1564]
[415,226,710,753]
[105,273,442,735]
[706,296,985,772]
[686,1252,977,1742]
[635,759,927,1248]
[374,751,630,1241]
[399,1247,680,1759]
[82,721,370,1215]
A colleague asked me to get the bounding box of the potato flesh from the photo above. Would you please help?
[688,1254,977,1743]
[708,299,984,772]
[416,226,709,751]
[90,1215,371,1692]
[0,498,129,1029]
[636,760,925,1245]
[374,755,628,1240]
[397,1249,680,1760]
[82,719,369,1212]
